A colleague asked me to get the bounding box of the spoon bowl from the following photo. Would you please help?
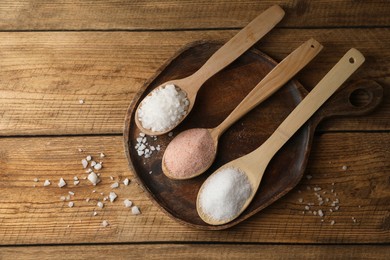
[162,38,323,179]
[134,5,285,135]
[197,48,365,225]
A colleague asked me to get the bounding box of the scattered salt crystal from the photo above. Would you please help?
[298,198,303,203]
[139,133,145,137]
[66,195,71,201]
[131,206,141,215]
[68,202,74,208]
[60,196,66,201]
[91,161,97,167]
[93,211,97,216]
[102,220,109,227]
[87,172,99,185]
[318,209,324,217]
[94,163,102,170]
[342,165,348,171]
[110,176,114,181]
[92,190,96,193]
[33,178,39,182]
[86,198,90,202]
[58,178,66,188]
[330,220,335,225]
[86,168,93,173]
[111,182,119,189]
[150,146,156,151]
[149,171,152,174]
[81,159,88,168]
[97,202,104,208]
[78,148,83,152]
[79,99,84,104]
[109,192,117,202]
[304,205,310,210]
[69,191,75,196]
[100,152,105,158]
[123,178,130,186]
[137,150,144,156]
[124,199,133,208]
[168,132,173,137]
[73,176,78,181]
[137,84,189,132]
[198,167,251,221]
[314,187,322,192]
[103,197,108,201]
[156,145,161,151]
[43,180,51,186]
[86,155,92,161]
[74,180,80,186]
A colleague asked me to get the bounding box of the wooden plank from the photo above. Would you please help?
[0,0,389,30]
[1,244,389,259]
[0,133,388,245]
[0,29,389,136]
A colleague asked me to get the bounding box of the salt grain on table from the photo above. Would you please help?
[123,178,130,186]
[94,163,102,170]
[86,155,92,161]
[97,202,104,208]
[131,206,141,215]
[87,172,99,185]
[109,192,117,202]
[43,180,51,186]
[81,159,88,169]
[74,180,80,186]
[124,199,133,208]
[68,202,74,208]
[102,220,109,227]
[111,182,119,189]
[58,178,66,188]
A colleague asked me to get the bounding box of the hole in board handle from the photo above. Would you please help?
[349,88,372,108]
[349,57,355,64]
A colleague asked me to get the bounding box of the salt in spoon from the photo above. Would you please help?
[135,5,285,135]
[162,38,323,179]
[196,48,365,225]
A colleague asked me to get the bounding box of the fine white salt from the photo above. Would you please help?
[137,84,189,132]
[58,178,66,188]
[123,199,133,208]
[109,191,117,202]
[198,167,252,222]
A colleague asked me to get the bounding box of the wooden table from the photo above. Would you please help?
[0,1,389,259]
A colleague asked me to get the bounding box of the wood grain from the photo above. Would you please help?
[0,0,389,30]
[0,29,389,136]
[0,134,388,244]
[1,244,389,259]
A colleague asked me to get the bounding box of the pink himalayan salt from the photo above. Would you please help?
[164,128,215,179]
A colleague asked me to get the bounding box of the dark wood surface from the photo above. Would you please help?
[0,1,389,258]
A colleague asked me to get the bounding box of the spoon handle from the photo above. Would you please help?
[213,38,322,138]
[268,48,365,155]
[188,5,284,91]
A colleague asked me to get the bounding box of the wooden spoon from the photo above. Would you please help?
[162,38,323,179]
[135,5,285,135]
[196,48,365,225]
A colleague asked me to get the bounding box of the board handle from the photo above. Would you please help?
[310,79,383,127]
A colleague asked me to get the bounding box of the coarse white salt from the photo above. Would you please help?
[69,191,75,196]
[91,161,97,167]
[81,159,88,169]
[79,99,84,104]
[318,209,324,217]
[97,201,104,208]
[131,206,141,215]
[43,180,51,186]
[314,187,322,192]
[74,180,80,186]
[298,198,303,203]
[73,176,78,181]
[109,176,114,181]
[102,220,109,227]
[109,192,117,202]
[86,155,92,161]
[33,178,39,182]
[100,153,105,158]
[304,205,310,210]
[330,220,335,225]
[60,196,66,201]
[168,132,173,137]
[68,202,74,208]
[198,167,252,222]
[111,182,119,189]
[342,165,348,171]
[93,211,98,216]
[86,198,90,202]
[124,199,133,208]
[123,178,130,186]
[86,168,93,173]
[137,84,189,132]
[94,163,102,170]
[58,178,66,188]
[87,172,99,185]
[78,148,83,152]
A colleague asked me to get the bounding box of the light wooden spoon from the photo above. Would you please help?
[197,48,365,225]
[162,38,323,179]
[135,5,285,135]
